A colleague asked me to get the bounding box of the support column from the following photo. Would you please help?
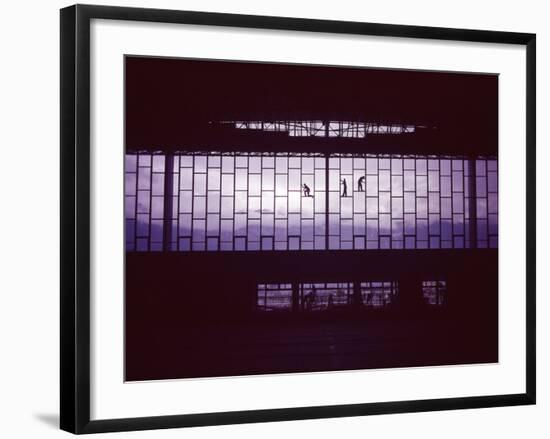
[468,159,478,249]
[352,281,363,308]
[163,154,174,251]
[323,121,331,251]
[397,274,425,311]
[292,282,300,313]
[325,153,330,250]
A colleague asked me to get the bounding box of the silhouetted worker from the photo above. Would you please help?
[327,293,334,309]
[302,183,311,197]
[341,178,348,197]
[304,286,317,311]
[357,175,365,192]
[365,292,373,306]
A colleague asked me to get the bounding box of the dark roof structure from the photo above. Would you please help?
[125,56,498,156]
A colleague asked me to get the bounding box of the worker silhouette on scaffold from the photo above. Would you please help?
[341,178,348,197]
[357,175,365,192]
[302,183,311,197]
[304,285,317,311]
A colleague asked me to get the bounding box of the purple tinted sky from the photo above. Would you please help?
[126,154,498,251]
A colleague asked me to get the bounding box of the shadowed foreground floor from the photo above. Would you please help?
[126,314,497,381]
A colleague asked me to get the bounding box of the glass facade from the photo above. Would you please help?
[422,280,447,306]
[257,280,443,312]
[224,120,417,138]
[125,152,497,252]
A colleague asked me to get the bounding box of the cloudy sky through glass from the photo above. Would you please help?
[125,152,497,252]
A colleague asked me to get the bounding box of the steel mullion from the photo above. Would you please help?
[175,156,181,250]
[450,158,455,248]
[487,161,493,244]
[133,153,139,250]
[260,154,264,250]
[325,153,329,250]
[147,154,153,251]
[218,155,222,251]
[190,155,195,250]
[299,155,302,250]
[245,155,249,251]
[413,155,417,249]
[437,158,441,248]
[376,156,380,249]
[231,154,236,251]
[286,153,290,250]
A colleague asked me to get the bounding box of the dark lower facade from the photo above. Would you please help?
[125,249,498,381]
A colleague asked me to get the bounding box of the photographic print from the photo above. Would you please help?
[60,5,535,433]
[124,56,499,382]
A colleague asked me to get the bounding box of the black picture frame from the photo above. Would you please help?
[60,4,536,434]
